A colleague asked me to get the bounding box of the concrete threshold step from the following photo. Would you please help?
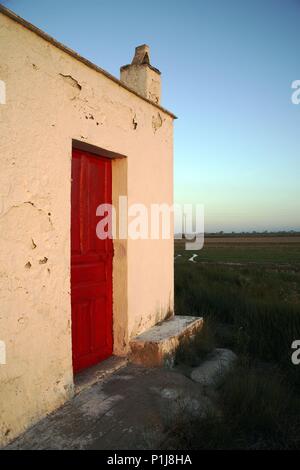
[130,315,203,367]
[74,355,128,395]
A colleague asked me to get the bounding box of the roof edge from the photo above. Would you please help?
[0,5,177,119]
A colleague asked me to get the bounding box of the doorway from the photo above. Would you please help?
[71,148,113,373]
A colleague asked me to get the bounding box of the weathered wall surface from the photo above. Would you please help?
[0,12,174,446]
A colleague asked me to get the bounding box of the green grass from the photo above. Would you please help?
[170,238,300,449]
[175,261,300,379]
[165,360,300,450]
[174,316,217,367]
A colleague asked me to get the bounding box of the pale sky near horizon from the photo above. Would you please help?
[2,0,300,232]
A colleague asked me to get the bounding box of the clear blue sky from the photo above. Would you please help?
[2,0,300,232]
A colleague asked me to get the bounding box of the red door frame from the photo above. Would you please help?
[71,148,113,374]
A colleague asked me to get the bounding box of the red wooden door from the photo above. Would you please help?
[71,148,113,374]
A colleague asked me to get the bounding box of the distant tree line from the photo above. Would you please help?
[204,230,300,238]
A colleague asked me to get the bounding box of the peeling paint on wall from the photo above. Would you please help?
[132,114,138,130]
[59,73,82,90]
[59,73,82,100]
[152,112,163,132]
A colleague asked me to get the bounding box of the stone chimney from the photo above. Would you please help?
[120,45,161,104]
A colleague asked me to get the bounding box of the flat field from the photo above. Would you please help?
[175,236,300,266]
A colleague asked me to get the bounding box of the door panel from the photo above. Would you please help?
[71,148,113,374]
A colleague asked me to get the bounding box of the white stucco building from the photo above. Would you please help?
[0,5,175,446]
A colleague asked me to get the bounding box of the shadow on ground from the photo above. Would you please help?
[5,364,213,450]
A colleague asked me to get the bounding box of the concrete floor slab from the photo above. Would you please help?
[5,364,211,450]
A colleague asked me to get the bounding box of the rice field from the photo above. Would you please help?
[175,236,300,266]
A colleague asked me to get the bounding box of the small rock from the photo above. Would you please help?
[190,348,237,387]
[161,388,180,400]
